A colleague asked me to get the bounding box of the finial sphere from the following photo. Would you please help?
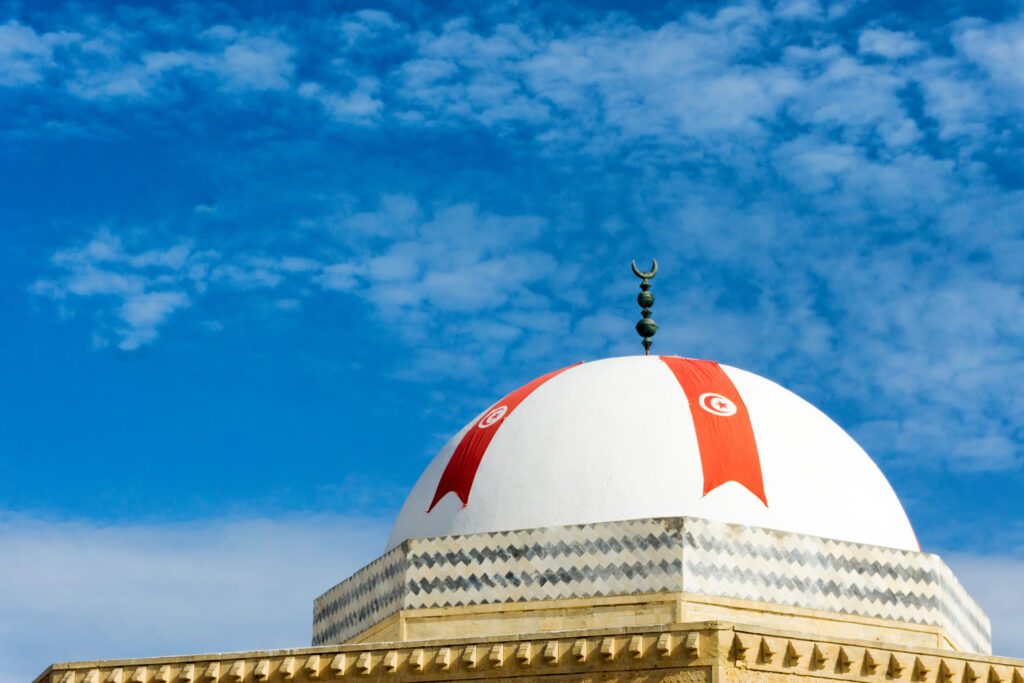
[636,317,658,338]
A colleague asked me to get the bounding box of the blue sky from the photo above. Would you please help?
[3,0,1024,679]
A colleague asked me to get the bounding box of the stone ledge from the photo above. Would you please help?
[353,591,959,653]
[36,621,1023,683]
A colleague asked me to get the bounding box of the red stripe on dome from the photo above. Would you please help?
[427,362,581,512]
[659,356,768,506]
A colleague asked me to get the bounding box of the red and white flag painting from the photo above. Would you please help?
[428,363,580,512]
[659,356,768,506]
[429,356,766,512]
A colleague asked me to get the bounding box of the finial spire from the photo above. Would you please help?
[632,259,658,355]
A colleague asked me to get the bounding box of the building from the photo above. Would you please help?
[35,354,1022,683]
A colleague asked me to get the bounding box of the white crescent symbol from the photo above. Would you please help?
[478,405,508,429]
[698,392,737,417]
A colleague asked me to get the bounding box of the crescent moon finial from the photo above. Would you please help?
[632,258,658,355]
[631,258,658,281]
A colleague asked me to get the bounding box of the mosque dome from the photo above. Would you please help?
[387,355,918,552]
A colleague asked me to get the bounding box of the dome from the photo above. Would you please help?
[387,355,918,551]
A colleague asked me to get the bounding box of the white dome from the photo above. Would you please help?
[387,355,918,551]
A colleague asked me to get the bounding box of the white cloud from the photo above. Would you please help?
[3,1,1023,152]
[955,18,1024,93]
[858,28,926,58]
[32,231,330,350]
[0,513,388,683]
[0,21,76,87]
[215,35,294,91]
[32,231,207,350]
[58,24,296,101]
[327,200,557,355]
[342,193,421,238]
[212,263,285,289]
[299,79,383,123]
[117,291,191,350]
[774,0,823,21]
[34,199,558,363]
[336,10,402,44]
[67,267,147,297]
[319,262,362,291]
[4,2,1018,156]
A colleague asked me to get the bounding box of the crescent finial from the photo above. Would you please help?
[631,258,658,281]
[632,259,658,355]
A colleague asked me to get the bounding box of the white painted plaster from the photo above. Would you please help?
[387,356,917,552]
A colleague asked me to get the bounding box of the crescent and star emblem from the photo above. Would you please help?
[698,392,737,417]
[477,405,508,429]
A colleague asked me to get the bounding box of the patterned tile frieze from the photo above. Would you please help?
[399,518,684,613]
[311,516,990,655]
[680,518,989,655]
[312,545,408,646]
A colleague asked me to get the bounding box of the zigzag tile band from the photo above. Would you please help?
[311,517,989,655]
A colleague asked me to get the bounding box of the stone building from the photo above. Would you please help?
[35,355,1019,683]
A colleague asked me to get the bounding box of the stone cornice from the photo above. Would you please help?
[35,621,1023,683]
